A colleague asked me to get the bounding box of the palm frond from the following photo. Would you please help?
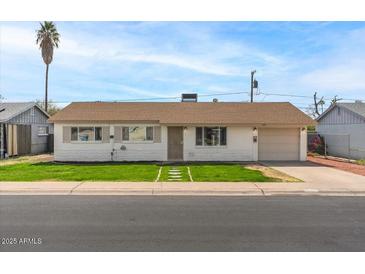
[35,21,60,62]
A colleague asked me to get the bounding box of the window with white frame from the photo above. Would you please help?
[71,127,102,142]
[122,126,153,142]
[37,126,48,136]
[196,127,226,146]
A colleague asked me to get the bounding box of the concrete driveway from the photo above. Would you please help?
[262,161,365,193]
[252,162,365,196]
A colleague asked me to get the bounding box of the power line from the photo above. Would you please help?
[4,90,365,104]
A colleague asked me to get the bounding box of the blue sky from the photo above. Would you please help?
[1,21,365,111]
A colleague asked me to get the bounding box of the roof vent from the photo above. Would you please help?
[181,93,198,102]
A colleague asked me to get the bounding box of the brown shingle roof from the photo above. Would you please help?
[49,102,315,125]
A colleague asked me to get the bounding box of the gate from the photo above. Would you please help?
[17,124,31,155]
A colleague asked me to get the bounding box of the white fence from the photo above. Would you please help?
[322,134,350,159]
[309,132,365,160]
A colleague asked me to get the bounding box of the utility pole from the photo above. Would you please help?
[250,70,256,103]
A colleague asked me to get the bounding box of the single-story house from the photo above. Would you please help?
[316,101,365,159]
[0,102,53,158]
[49,100,315,162]
[49,102,315,162]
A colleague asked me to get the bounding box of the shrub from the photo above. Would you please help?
[309,135,325,154]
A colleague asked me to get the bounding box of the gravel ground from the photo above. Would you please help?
[308,156,365,176]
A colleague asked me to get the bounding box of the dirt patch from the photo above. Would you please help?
[308,156,365,176]
[0,154,54,166]
[245,163,301,182]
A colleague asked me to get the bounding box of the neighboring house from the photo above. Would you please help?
[316,101,365,159]
[49,99,315,162]
[0,102,53,158]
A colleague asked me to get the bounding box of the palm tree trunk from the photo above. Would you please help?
[45,64,49,112]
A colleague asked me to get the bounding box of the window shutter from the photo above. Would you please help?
[153,126,161,143]
[114,126,122,143]
[63,126,71,143]
[102,126,110,143]
[122,127,129,141]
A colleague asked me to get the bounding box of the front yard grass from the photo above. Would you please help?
[0,162,280,182]
[189,164,277,182]
[0,162,160,181]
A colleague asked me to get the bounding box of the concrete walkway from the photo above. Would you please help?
[1,161,364,196]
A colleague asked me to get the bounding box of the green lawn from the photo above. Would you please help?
[0,162,277,182]
[157,164,276,182]
[0,162,160,181]
[189,164,276,182]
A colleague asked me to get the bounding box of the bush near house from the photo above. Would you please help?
[309,135,325,155]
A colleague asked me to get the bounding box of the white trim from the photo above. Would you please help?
[194,145,227,149]
[121,141,154,144]
[155,167,162,182]
[300,127,307,161]
[187,167,193,182]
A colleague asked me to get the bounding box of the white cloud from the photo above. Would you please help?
[1,23,287,77]
[300,63,365,91]
[0,25,37,52]
[298,27,365,93]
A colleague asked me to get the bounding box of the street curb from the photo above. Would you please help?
[1,189,365,196]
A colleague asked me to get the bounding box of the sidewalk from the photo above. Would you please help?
[1,181,365,196]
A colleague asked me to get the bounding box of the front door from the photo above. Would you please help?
[168,127,184,161]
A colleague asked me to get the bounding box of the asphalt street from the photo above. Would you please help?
[1,196,365,251]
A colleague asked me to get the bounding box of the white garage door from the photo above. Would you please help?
[258,128,300,161]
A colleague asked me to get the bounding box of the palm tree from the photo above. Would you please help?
[36,21,60,112]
